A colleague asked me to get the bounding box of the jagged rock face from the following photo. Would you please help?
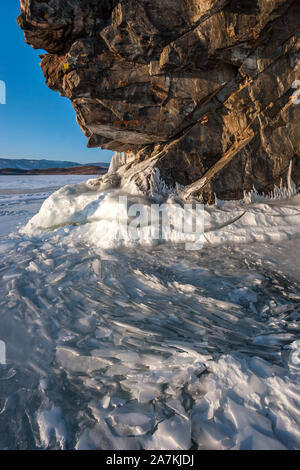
[18,0,300,201]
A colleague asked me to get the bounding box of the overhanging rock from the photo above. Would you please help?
[18,0,300,202]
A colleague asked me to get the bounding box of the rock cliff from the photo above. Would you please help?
[18,0,300,201]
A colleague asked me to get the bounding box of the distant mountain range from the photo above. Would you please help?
[0,158,110,171]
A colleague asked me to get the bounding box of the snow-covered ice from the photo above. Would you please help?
[21,176,300,251]
[0,175,101,240]
[0,174,299,450]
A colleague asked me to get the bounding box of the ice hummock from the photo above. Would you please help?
[21,172,300,250]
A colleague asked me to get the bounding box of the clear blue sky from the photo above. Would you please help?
[0,2,113,163]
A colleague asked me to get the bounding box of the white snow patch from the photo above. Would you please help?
[20,177,300,250]
[37,406,67,449]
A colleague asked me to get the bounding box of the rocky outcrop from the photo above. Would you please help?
[18,0,300,201]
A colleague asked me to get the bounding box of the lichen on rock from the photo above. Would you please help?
[18,0,300,202]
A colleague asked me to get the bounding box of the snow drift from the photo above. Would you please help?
[22,173,300,250]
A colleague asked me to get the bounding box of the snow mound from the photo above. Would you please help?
[21,178,300,250]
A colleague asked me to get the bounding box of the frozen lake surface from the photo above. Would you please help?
[0,175,299,450]
[0,175,101,239]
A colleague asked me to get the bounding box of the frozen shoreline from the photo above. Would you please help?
[21,175,300,251]
[0,175,299,450]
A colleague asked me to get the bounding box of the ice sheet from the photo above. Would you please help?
[0,175,299,450]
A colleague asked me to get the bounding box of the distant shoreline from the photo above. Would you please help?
[0,165,107,176]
